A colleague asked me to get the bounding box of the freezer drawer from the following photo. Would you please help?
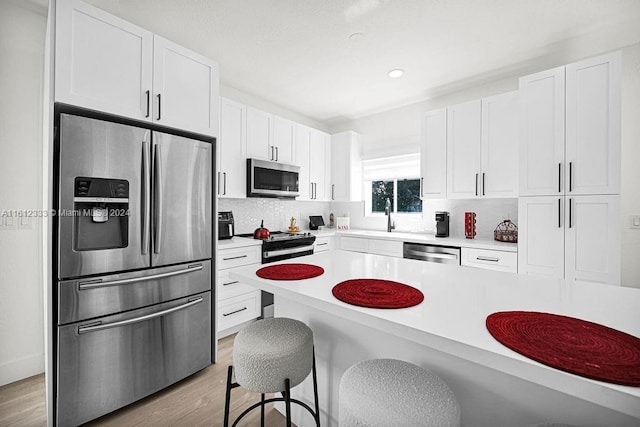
[56,291,211,426]
[58,260,211,324]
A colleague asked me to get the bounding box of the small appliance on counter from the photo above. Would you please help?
[309,215,325,230]
[218,211,234,240]
[435,211,450,237]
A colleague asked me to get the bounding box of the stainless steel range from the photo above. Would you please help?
[237,231,316,317]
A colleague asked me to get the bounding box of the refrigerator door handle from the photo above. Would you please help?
[154,143,164,254]
[77,263,204,290]
[78,296,203,334]
[142,138,151,254]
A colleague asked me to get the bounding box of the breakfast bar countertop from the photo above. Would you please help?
[230,250,640,422]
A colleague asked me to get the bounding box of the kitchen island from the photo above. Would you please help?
[229,250,640,426]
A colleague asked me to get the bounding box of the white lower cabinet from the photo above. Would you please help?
[217,244,261,337]
[518,195,620,285]
[314,236,334,253]
[461,248,517,273]
[339,236,403,258]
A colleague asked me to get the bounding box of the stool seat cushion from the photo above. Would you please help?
[233,318,313,393]
[339,358,460,427]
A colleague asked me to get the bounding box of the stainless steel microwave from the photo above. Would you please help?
[246,158,300,198]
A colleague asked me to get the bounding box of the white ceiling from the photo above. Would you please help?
[63,1,640,124]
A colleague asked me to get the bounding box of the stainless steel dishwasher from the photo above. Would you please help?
[403,242,461,265]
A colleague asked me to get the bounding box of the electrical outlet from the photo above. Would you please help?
[631,215,640,229]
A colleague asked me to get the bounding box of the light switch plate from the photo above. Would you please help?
[631,214,640,229]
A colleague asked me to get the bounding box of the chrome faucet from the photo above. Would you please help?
[385,198,395,232]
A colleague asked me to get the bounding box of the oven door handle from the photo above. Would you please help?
[78,264,204,290]
[264,245,314,259]
[78,296,203,334]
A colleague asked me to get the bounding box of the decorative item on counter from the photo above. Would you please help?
[464,212,476,239]
[494,219,518,243]
[309,215,325,231]
[288,216,300,233]
[329,212,335,228]
[336,216,350,230]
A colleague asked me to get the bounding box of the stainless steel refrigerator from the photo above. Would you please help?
[54,112,213,426]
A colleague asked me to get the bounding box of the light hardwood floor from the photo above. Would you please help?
[0,334,290,426]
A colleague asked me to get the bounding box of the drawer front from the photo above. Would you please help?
[314,236,333,252]
[218,245,261,270]
[340,236,369,253]
[218,291,261,332]
[368,239,404,258]
[461,248,517,273]
[217,270,257,300]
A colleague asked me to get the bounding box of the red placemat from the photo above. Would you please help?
[486,311,640,386]
[256,263,324,280]
[332,279,424,309]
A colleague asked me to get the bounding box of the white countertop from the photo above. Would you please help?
[336,229,518,252]
[230,250,640,418]
[217,236,262,250]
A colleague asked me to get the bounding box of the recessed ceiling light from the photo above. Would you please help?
[349,32,364,41]
[388,69,404,78]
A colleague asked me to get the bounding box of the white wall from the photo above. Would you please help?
[0,0,47,386]
[329,43,640,287]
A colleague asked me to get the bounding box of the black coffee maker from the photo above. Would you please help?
[435,211,450,237]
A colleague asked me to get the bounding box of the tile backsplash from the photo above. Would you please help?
[219,197,518,240]
[218,198,332,234]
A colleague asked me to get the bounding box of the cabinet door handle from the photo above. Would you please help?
[223,172,227,195]
[475,173,479,196]
[569,161,573,193]
[558,163,562,193]
[569,198,572,228]
[156,94,162,120]
[222,280,239,286]
[223,254,248,261]
[332,184,335,200]
[275,146,279,161]
[145,90,150,118]
[420,177,424,197]
[477,256,499,262]
[217,171,221,195]
[558,198,562,228]
[317,242,328,246]
[482,173,486,196]
[223,307,247,317]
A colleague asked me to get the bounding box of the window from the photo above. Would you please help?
[363,154,422,215]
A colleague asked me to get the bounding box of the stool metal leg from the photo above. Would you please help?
[223,365,233,427]
[260,393,265,427]
[312,349,321,426]
[284,378,292,427]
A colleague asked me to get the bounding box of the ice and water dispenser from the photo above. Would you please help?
[73,177,129,250]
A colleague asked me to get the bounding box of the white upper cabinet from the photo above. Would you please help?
[481,91,519,197]
[246,108,294,163]
[246,107,273,160]
[295,125,312,200]
[295,125,329,201]
[519,51,620,196]
[55,0,153,121]
[218,98,247,198]
[152,36,219,137]
[518,66,565,196]
[55,0,219,137]
[420,109,447,199]
[309,129,330,201]
[565,52,621,195]
[331,131,362,202]
[447,100,482,198]
[272,116,295,164]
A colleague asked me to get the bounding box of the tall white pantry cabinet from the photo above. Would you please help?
[518,51,621,285]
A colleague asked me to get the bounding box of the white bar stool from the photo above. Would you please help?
[223,317,320,427]
[339,358,460,426]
